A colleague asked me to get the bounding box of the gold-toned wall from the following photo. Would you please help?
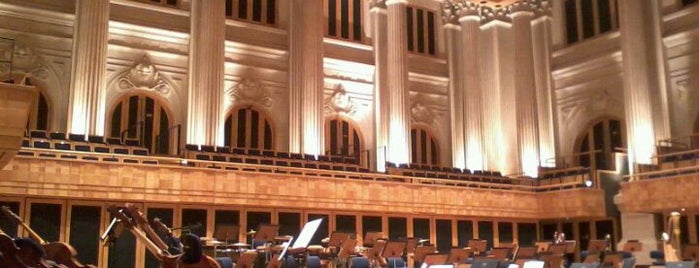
[617,175,699,213]
[0,157,607,219]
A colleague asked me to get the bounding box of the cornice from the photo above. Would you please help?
[441,0,550,25]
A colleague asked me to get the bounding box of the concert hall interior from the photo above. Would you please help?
[1,0,699,267]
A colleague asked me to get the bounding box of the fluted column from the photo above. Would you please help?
[618,1,671,168]
[371,0,390,171]
[511,3,540,177]
[532,9,558,168]
[289,0,324,155]
[385,0,410,165]
[459,3,485,171]
[68,0,109,136]
[442,2,464,169]
[187,0,225,145]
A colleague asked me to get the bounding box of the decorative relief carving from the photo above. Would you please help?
[411,101,435,125]
[559,88,622,123]
[227,78,272,107]
[117,56,172,96]
[441,1,460,25]
[481,5,510,23]
[440,0,549,24]
[0,42,51,80]
[442,1,480,24]
[325,84,357,115]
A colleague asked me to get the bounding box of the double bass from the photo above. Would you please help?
[0,229,30,268]
[0,206,94,268]
[107,204,220,268]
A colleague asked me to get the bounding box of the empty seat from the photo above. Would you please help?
[106,137,122,145]
[132,148,149,156]
[216,146,231,154]
[21,139,30,147]
[346,166,357,172]
[319,164,331,170]
[345,157,357,165]
[262,150,275,157]
[67,133,85,142]
[245,158,259,164]
[232,148,246,154]
[185,144,200,151]
[212,155,227,162]
[260,159,274,165]
[332,165,344,171]
[33,140,51,149]
[304,154,317,161]
[229,157,243,163]
[60,154,78,159]
[142,160,158,165]
[275,160,289,167]
[290,162,303,168]
[318,155,331,162]
[113,148,129,154]
[290,153,303,159]
[196,154,211,161]
[304,163,318,169]
[30,130,48,139]
[103,157,119,162]
[330,156,343,162]
[49,132,67,140]
[248,149,261,156]
[93,146,110,153]
[88,135,105,144]
[124,139,140,146]
[277,152,290,158]
[201,145,215,152]
[75,145,91,152]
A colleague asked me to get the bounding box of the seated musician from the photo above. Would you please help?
[151,217,183,255]
[13,237,62,267]
[179,233,221,268]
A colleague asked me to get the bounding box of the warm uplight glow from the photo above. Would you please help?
[465,138,483,171]
[388,121,409,164]
[521,148,539,178]
[630,121,655,165]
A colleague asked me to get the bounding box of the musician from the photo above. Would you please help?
[663,211,681,262]
[151,218,183,255]
[13,237,64,268]
[179,233,221,268]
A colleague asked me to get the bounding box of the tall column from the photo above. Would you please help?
[618,1,671,168]
[459,3,485,171]
[187,0,225,145]
[442,2,465,169]
[371,0,390,171]
[385,0,410,165]
[288,0,324,155]
[67,0,109,136]
[511,3,540,177]
[532,9,558,168]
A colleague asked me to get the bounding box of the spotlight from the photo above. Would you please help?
[584,179,593,188]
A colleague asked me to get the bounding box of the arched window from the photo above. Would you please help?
[224,107,273,150]
[577,118,624,170]
[324,117,361,158]
[410,127,439,166]
[109,94,172,155]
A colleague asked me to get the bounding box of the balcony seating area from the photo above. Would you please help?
[627,145,699,181]
[20,129,152,163]
[536,167,592,190]
[184,144,369,174]
[384,162,518,185]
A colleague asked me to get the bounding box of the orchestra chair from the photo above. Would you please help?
[601,253,622,268]
[569,262,600,268]
[470,258,500,268]
[620,258,634,268]
[351,257,371,268]
[216,257,234,268]
[665,261,696,268]
[308,255,323,268]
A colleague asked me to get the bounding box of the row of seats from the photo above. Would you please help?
[186,144,360,165]
[25,129,149,156]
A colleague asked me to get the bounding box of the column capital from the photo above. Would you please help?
[369,0,386,9]
[510,0,551,17]
[481,6,510,24]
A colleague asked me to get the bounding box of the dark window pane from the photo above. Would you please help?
[610,119,623,149]
[110,98,122,138]
[595,220,614,250]
[362,216,382,240]
[247,211,272,244]
[680,216,690,245]
[0,202,20,237]
[37,93,48,130]
[420,130,427,164]
[127,96,138,139]
[250,110,259,148]
[145,208,174,268]
[565,0,578,44]
[457,220,473,248]
[157,107,169,154]
[144,97,154,150]
[328,0,337,36]
[517,223,537,247]
[541,223,557,242]
[597,0,612,33]
[580,133,590,167]
[406,7,414,51]
[214,210,240,243]
[430,138,438,165]
[682,0,698,6]
[264,121,272,150]
[30,203,61,242]
[331,120,338,154]
[578,221,591,251]
[341,0,349,39]
[237,109,247,148]
[226,0,233,17]
[413,218,430,242]
[581,0,595,38]
[336,215,357,234]
[69,206,101,267]
[182,208,207,237]
[411,129,417,163]
[352,0,361,41]
[225,116,232,147]
[239,0,248,19]
[267,0,276,24]
[388,217,407,241]
[416,9,424,53]
[498,222,513,243]
[436,219,452,252]
[427,11,435,55]
[279,212,301,236]
[166,0,177,6]
[252,0,262,22]
[477,221,494,249]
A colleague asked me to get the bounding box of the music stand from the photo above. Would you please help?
[363,231,385,247]
[587,240,607,253]
[564,240,577,254]
[328,232,351,248]
[447,248,472,264]
[414,245,437,263]
[548,243,566,254]
[338,238,358,259]
[406,237,419,254]
[516,247,538,259]
[237,250,259,268]
[255,224,281,243]
[621,241,642,252]
[214,224,239,244]
[490,247,513,261]
[535,241,551,253]
[421,253,448,268]
[468,239,488,254]
[381,241,407,259]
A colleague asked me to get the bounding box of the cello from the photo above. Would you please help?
[0,206,94,268]
[0,229,31,268]
[107,204,220,268]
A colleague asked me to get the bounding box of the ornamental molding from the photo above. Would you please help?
[0,41,51,81]
[441,0,550,24]
[117,56,172,96]
[227,78,272,108]
[558,87,622,124]
[369,0,387,9]
[324,84,357,115]
[410,95,447,125]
